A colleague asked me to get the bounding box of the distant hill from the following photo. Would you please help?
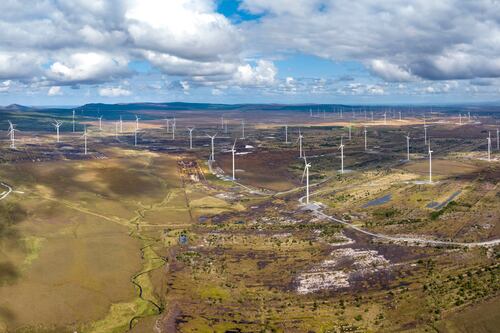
[0,104,33,111]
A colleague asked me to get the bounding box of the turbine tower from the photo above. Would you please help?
[497,128,499,150]
[206,133,217,161]
[487,132,491,162]
[52,120,63,143]
[81,125,88,155]
[301,155,311,204]
[284,124,289,143]
[98,116,103,131]
[134,128,139,146]
[338,136,345,174]
[115,121,119,139]
[72,110,76,133]
[383,112,387,125]
[187,127,195,149]
[424,119,428,145]
[119,115,123,133]
[364,127,368,151]
[406,133,411,161]
[428,140,433,183]
[165,118,170,133]
[231,139,237,181]
[348,123,352,140]
[297,129,304,158]
[7,121,19,149]
[171,119,176,140]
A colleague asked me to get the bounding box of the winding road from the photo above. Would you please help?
[299,186,500,248]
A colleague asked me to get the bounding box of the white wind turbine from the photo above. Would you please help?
[187,127,195,149]
[383,112,387,125]
[428,140,433,183]
[7,121,19,149]
[98,116,103,131]
[221,116,224,129]
[459,113,462,125]
[364,127,368,151]
[399,111,402,121]
[135,115,140,130]
[119,115,123,133]
[81,125,89,155]
[284,124,289,143]
[52,120,63,143]
[406,133,411,161]
[171,119,176,140]
[301,155,311,204]
[338,136,345,174]
[165,118,170,133]
[487,132,491,162]
[231,139,237,181]
[296,129,304,158]
[371,111,374,122]
[206,133,217,161]
[348,123,352,140]
[497,128,499,150]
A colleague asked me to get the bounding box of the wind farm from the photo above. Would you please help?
[1,1,500,332]
[0,103,499,333]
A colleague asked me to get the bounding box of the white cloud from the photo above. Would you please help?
[48,86,63,96]
[99,86,131,97]
[241,0,500,81]
[369,60,414,82]
[234,60,277,86]
[47,52,130,85]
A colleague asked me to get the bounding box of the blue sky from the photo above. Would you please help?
[0,0,499,106]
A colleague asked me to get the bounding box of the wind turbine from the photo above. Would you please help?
[206,133,217,161]
[371,111,374,122]
[364,127,368,151]
[383,112,387,125]
[231,139,237,180]
[119,115,123,133]
[187,127,195,149]
[497,128,499,150]
[171,119,176,140]
[165,118,170,133]
[297,129,304,158]
[72,110,76,133]
[338,136,345,174]
[406,133,411,161]
[135,115,140,130]
[81,125,89,155]
[115,121,119,139]
[301,155,311,204]
[399,111,402,121]
[487,132,491,162]
[459,113,462,125]
[221,116,224,129]
[284,124,289,143]
[52,120,63,143]
[98,116,103,131]
[428,140,433,183]
[7,121,19,149]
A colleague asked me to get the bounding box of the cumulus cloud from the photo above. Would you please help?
[240,0,500,81]
[234,60,277,86]
[48,86,63,96]
[99,86,131,97]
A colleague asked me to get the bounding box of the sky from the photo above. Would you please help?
[1,0,500,106]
